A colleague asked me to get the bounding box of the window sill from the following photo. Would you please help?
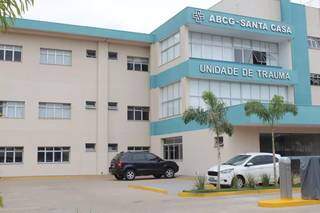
[0,117,25,120]
[40,63,72,67]
[37,162,70,165]
[0,163,23,165]
[189,57,283,69]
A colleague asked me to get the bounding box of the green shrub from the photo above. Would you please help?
[292,174,301,186]
[0,196,3,208]
[194,174,206,190]
[261,173,270,187]
[231,175,240,189]
[246,175,257,189]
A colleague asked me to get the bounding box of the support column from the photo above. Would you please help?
[96,41,109,174]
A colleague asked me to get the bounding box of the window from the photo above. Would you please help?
[189,79,289,108]
[108,52,118,60]
[0,147,23,164]
[252,51,266,65]
[85,101,96,109]
[308,37,320,49]
[39,102,71,119]
[160,32,180,65]
[248,155,277,166]
[127,57,149,72]
[310,73,320,86]
[160,82,181,118]
[189,32,279,66]
[0,101,25,119]
[127,146,150,152]
[127,106,149,121]
[0,44,22,62]
[37,147,70,163]
[108,143,118,152]
[86,49,96,58]
[131,152,147,161]
[163,137,183,160]
[108,102,118,111]
[40,48,72,65]
[85,143,96,152]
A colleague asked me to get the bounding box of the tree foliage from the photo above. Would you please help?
[0,0,34,30]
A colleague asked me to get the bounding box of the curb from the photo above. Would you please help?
[178,188,300,198]
[128,185,168,195]
[258,198,320,208]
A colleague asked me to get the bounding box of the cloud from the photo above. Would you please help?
[24,0,221,33]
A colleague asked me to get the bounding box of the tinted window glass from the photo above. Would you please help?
[131,153,146,161]
[249,156,271,165]
[145,153,158,161]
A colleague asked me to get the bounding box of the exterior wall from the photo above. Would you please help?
[151,127,260,176]
[210,0,281,21]
[107,43,150,163]
[0,32,150,176]
[306,6,320,105]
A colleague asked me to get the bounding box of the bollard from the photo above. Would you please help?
[279,157,292,199]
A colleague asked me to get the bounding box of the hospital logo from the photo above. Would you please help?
[192,10,205,23]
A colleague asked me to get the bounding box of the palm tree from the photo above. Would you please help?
[244,95,297,186]
[0,0,34,30]
[183,91,233,190]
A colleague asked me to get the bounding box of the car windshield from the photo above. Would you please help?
[223,155,251,166]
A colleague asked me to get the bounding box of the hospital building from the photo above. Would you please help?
[1,0,320,176]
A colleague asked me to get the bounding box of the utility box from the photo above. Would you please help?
[300,157,320,200]
[279,157,292,199]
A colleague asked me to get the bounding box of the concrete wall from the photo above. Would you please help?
[151,127,260,176]
[0,32,150,176]
[210,0,281,21]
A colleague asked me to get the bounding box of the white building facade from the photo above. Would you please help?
[1,0,320,176]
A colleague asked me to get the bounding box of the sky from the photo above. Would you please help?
[23,0,221,33]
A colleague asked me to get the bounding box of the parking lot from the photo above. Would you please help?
[0,175,319,213]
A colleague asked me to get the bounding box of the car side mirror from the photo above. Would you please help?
[245,162,254,167]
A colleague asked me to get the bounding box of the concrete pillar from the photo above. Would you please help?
[96,41,109,175]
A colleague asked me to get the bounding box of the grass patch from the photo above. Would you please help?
[183,185,300,194]
[0,195,3,208]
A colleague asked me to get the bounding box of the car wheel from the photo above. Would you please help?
[125,169,136,181]
[114,174,123,180]
[164,168,175,178]
[153,174,162,179]
[235,176,245,188]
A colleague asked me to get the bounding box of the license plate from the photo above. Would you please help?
[209,177,217,182]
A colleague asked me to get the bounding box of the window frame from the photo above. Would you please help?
[108,143,118,152]
[162,137,183,161]
[0,147,23,164]
[108,52,118,60]
[39,102,71,120]
[127,106,150,121]
[308,37,320,49]
[127,56,149,72]
[189,32,279,67]
[160,32,180,65]
[40,48,72,66]
[85,143,96,152]
[127,146,150,152]
[0,44,22,62]
[37,146,70,163]
[0,101,25,119]
[108,102,118,111]
[86,49,96,58]
[85,101,96,109]
[160,82,181,119]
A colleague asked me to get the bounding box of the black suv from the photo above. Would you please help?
[109,152,179,180]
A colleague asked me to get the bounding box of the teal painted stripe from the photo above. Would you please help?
[150,105,320,136]
[152,7,293,42]
[150,58,295,89]
[289,4,312,105]
[12,18,154,43]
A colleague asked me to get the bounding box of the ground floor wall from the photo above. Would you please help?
[151,126,320,176]
[150,127,261,176]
